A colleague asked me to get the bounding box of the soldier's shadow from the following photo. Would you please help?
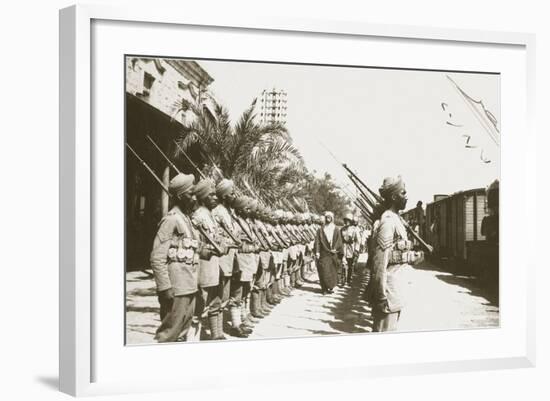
[322,269,374,334]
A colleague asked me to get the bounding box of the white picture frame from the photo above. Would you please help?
[59,4,536,397]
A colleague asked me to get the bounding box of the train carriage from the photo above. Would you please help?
[421,188,489,271]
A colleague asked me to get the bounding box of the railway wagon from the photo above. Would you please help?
[425,188,488,264]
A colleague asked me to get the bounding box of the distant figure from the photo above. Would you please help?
[341,213,360,287]
[415,201,425,239]
[430,209,441,257]
[481,180,499,244]
[314,211,344,295]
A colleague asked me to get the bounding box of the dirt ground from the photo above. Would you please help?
[125,257,499,345]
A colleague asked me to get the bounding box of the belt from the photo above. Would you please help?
[389,250,416,265]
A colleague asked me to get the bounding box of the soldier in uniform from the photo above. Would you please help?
[211,179,250,338]
[246,199,273,317]
[191,178,229,340]
[230,196,262,327]
[369,176,424,332]
[276,210,293,293]
[255,205,282,306]
[267,209,290,298]
[150,173,215,343]
[341,213,360,287]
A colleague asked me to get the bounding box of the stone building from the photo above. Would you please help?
[125,57,214,271]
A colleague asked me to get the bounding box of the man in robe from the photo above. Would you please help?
[314,211,344,294]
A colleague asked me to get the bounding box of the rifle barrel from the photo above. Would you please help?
[173,140,206,179]
[146,135,181,174]
[126,142,224,254]
[126,143,170,194]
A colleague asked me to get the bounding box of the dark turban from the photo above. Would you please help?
[194,178,215,201]
[379,176,405,201]
[168,173,194,198]
[232,196,249,210]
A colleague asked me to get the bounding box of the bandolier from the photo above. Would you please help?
[150,174,212,343]
[230,196,262,326]
[191,178,228,340]
[211,179,249,338]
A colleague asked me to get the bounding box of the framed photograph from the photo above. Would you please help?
[60,4,536,397]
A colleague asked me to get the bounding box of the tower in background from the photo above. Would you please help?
[257,88,288,125]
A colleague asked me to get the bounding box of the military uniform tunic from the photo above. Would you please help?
[150,206,200,296]
[341,225,360,259]
[371,210,411,313]
[234,215,260,282]
[191,206,222,288]
[211,204,238,277]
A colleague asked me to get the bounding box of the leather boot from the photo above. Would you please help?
[185,319,202,342]
[250,291,265,318]
[284,273,291,289]
[244,300,260,324]
[240,304,256,328]
[272,285,282,303]
[209,313,224,340]
[300,263,307,281]
[217,311,226,340]
[295,270,303,287]
[272,281,283,302]
[261,289,273,314]
[266,286,278,305]
[229,306,250,337]
[277,279,290,296]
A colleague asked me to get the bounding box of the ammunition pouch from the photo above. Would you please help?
[168,237,199,264]
[388,250,423,265]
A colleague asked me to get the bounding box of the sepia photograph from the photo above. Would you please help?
[124,56,500,345]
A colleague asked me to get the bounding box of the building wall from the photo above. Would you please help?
[125,57,215,125]
[124,58,216,271]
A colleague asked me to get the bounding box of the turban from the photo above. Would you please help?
[379,176,405,201]
[194,178,215,201]
[274,209,284,219]
[324,211,334,219]
[232,196,249,210]
[344,213,353,221]
[168,173,194,198]
[215,179,234,199]
[248,199,259,212]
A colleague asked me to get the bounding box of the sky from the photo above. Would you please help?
[197,59,500,210]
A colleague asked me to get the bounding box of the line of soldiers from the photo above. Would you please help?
[150,173,323,342]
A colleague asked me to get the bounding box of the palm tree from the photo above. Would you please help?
[172,96,309,209]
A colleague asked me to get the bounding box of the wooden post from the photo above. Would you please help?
[161,164,169,216]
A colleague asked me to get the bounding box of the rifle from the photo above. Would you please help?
[126,143,223,255]
[319,141,433,254]
[147,135,242,248]
[267,224,289,248]
[172,139,206,179]
[344,165,433,254]
[246,218,271,250]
